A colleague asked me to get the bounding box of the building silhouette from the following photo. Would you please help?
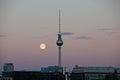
[70,65,120,80]
[2,71,68,80]
[41,66,63,72]
[3,63,14,72]
[0,76,12,80]
[2,65,120,80]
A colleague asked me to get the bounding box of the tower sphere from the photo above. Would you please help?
[56,34,63,46]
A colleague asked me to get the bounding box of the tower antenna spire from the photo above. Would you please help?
[59,9,61,33]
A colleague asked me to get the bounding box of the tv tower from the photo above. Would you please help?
[56,10,63,68]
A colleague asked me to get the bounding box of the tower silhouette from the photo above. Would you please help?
[56,10,63,67]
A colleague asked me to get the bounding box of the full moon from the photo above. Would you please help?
[40,43,46,49]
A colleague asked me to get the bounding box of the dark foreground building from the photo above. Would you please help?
[70,66,120,80]
[2,71,68,80]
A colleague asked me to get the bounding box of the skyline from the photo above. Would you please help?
[0,0,120,71]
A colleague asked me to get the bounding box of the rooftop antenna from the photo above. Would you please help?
[56,9,63,68]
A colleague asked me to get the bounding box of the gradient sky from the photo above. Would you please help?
[0,0,120,71]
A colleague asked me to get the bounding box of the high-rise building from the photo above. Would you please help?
[3,63,14,72]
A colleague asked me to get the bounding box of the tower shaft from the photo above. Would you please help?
[58,46,62,67]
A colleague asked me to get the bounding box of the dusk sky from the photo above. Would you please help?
[0,0,120,71]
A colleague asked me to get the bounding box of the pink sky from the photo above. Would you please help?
[0,0,120,71]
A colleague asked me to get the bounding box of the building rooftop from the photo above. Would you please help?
[72,66,116,73]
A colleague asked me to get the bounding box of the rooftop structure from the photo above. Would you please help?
[3,63,14,72]
[72,66,115,73]
[41,66,62,72]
